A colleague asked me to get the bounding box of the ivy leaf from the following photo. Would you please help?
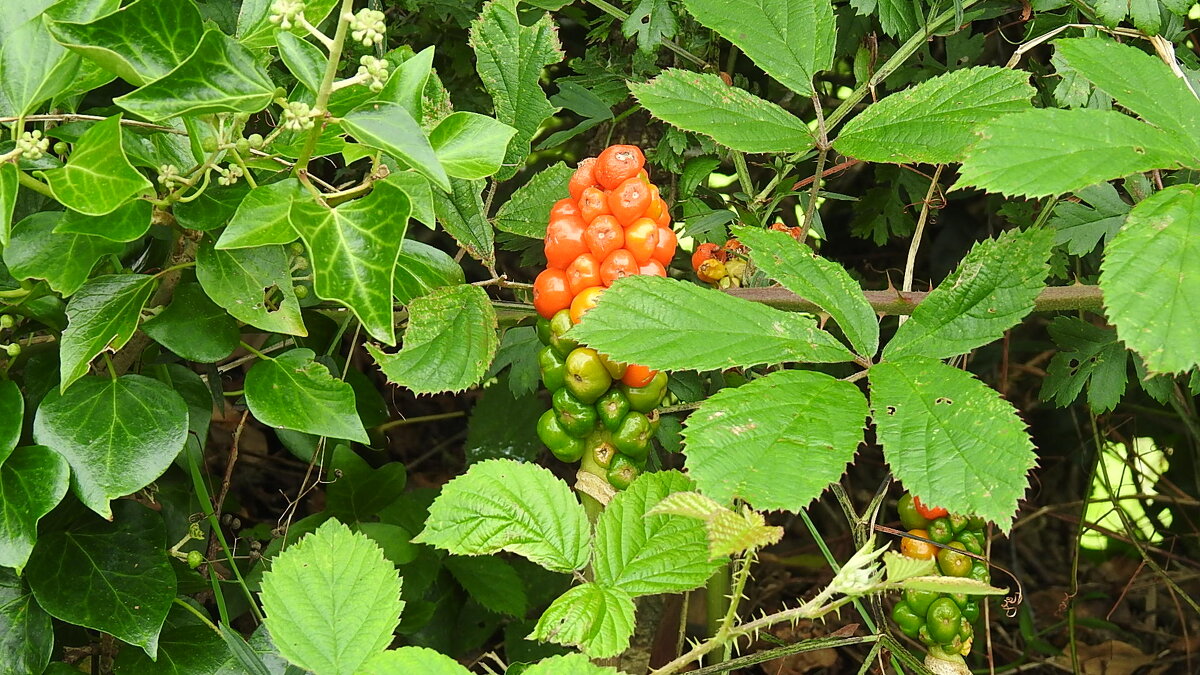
[142,282,240,363]
[885,228,1054,361]
[1048,182,1129,255]
[394,240,465,305]
[341,102,450,192]
[368,284,499,395]
[520,654,630,675]
[215,178,306,249]
[734,226,879,357]
[173,182,251,232]
[275,31,325,94]
[432,178,494,267]
[683,370,867,512]
[871,357,1036,530]
[378,46,434,122]
[59,274,156,392]
[110,602,230,674]
[1100,184,1200,373]
[235,0,340,49]
[114,30,275,122]
[54,199,153,242]
[529,583,634,658]
[630,70,813,154]
[429,111,518,180]
[494,162,573,238]
[244,349,369,444]
[445,556,529,617]
[196,239,308,337]
[260,520,404,675]
[289,177,411,344]
[1040,317,1128,413]
[46,0,205,86]
[33,375,188,519]
[470,0,563,180]
[833,67,1034,164]
[682,0,833,97]
[36,115,153,216]
[592,471,722,595]
[0,163,19,248]
[572,276,854,371]
[1054,38,1200,154]
[956,109,1196,198]
[464,379,543,463]
[0,379,21,464]
[26,501,176,657]
[622,0,677,52]
[0,445,69,571]
[0,568,53,675]
[414,459,590,573]
[2,212,124,297]
[0,12,78,117]
[358,647,471,675]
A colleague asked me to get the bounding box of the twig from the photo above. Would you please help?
[727,284,1105,315]
[797,93,829,243]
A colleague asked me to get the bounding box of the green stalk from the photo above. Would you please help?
[293,0,357,173]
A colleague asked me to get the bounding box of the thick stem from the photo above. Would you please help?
[293,0,356,173]
[727,284,1105,315]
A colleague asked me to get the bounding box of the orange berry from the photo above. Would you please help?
[550,198,581,220]
[544,215,589,270]
[691,242,721,271]
[533,269,572,319]
[900,529,937,560]
[595,145,645,190]
[623,218,660,264]
[638,259,667,277]
[568,157,597,202]
[609,176,652,226]
[570,286,604,324]
[651,225,677,266]
[566,253,602,296]
[600,249,639,286]
[578,186,611,223]
[584,215,624,262]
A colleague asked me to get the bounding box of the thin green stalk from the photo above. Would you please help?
[17,171,54,198]
[376,411,465,432]
[173,598,220,635]
[294,0,357,173]
[731,152,754,197]
[238,341,273,362]
[798,94,828,242]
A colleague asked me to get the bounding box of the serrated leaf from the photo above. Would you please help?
[882,550,937,582]
[0,445,69,571]
[341,102,450,192]
[683,0,833,97]
[414,459,590,573]
[734,226,879,357]
[36,115,152,216]
[630,70,813,154]
[216,179,307,249]
[956,108,1196,198]
[646,490,724,520]
[900,576,1007,596]
[59,274,155,392]
[494,162,573,238]
[885,228,1054,360]
[54,199,152,242]
[432,177,494,267]
[445,556,529,617]
[275,31,325,94]
[33,374,187,518]
[142,282,240,363]
[260,520,404,675]
[429,111,518,180]
[593,471,721,595]
[0,568,53,675]
[1049,182,1129,255]
[622,0,677,51]
[357,646,471,675]
[705,508,782,558]
[485,327,542,399]
[530,583,634,658]
[114,30,275,121]
[470,0,563,180]
[833,67,1034,164]
[368,284,498,395]
[520,653,629,675]
[244,349,368,443]
[47,0,205,86]
[289,177,411,344]
[683,370,867,512]
[1100,184,1200,373]
[3,212,125,297]
[26,501,175,658]
[394,240,465,305]
[1041,317,1127,413]
[871,357,1036,530]
[195,239,308,337]
[573,276,853,372]
[1055,38,1200,154]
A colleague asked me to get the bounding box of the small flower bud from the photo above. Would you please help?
[16,130,49,160]
[348,8,386,47]
[269,0,305,29]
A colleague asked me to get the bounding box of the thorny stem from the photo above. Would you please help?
[798,93,828,243]
[730,284,1106,315]
[731,152,754,197]
[294,0,357,173]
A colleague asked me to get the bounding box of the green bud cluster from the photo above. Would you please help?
[534,309,667,490]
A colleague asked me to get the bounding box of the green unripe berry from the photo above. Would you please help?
[235,138,251,154]
[293,285,309,299]
[248,133,265,149]
[0,315,13,329]
[187,550,204,569]
[4,343,20,357]
[52,141,68,155]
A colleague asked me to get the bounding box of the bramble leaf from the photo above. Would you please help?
[494,162,573,238]
[871,357,1036,530]
[520,654,630,675]
[358,647,470,675]
[1048,182,1129,255]
[530,583,634,658]
[1099,184,1200,373]
[414,459,590,573]
[244,349,369,444]
[573,276,854,371]
[683,370,867,512]
[432,178,494,267]
[1040,317,1127,413]
[260,520,403,675]
[445,556,529,617]
[885,228,1054,360]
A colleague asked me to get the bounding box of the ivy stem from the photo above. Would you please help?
[798,93,829,243]
[172,598,220,635]
[16,171,54,199]
[900,164,946,318]
[375,411,465,432]
[294,0,356,174]
[238,341,273,362]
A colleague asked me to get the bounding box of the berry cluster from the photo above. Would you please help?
[690,222,803,287]
[892,493,990,662]
[532,145,676,490]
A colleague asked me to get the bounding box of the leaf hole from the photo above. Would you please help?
[885,405,896,415]
[935,397,953,405]
[262,284,285,312]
